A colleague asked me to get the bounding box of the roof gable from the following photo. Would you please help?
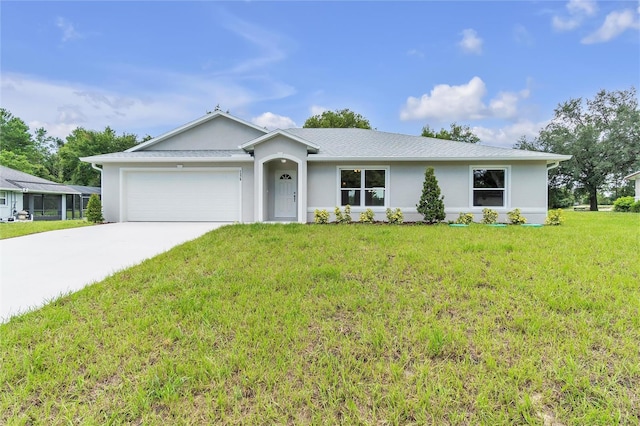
[129,111,269,152]
[239,129,320,153]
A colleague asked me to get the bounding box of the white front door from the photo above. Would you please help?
[274,170,297,218]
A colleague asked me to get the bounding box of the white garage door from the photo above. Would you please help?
[123,169,241,222]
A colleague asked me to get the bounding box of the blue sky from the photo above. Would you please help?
[1,1,638,148]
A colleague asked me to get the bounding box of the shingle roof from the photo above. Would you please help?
[0,166,80,194]
[81,125,571,164]
[68,185,101,195]
[283,128,570,162]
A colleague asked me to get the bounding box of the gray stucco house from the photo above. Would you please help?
[0,165,82,221]
[81,111,571,224]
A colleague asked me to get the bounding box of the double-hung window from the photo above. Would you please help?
[0,191,6,206]
[340,168,387,207]
[472,168,507,207]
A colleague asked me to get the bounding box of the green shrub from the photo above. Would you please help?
[507,208,527,225]
[455,213,474,225]
[481,208,499,224]
[85,194,104,223]
[613,196,635,212]
[359,208,375,223]
[416,167,445,223]
[386,208,403,224]
[631,200,640,213]
[314,209,329,224]
[545,209,565,226]
[334,205,351,224]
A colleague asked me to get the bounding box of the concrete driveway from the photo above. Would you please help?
[0,222,228,321]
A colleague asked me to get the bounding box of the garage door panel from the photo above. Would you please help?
[124,170,240,222]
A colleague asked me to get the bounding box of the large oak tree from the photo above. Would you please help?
[514,88,640,211]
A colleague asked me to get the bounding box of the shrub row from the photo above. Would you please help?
[314,206,405,224]
[453,208,564,225]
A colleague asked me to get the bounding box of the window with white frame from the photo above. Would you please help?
[0,191,6,206]
[339,168,387,207]
[472,168,507,207]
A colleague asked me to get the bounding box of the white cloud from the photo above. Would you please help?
[309,105,327,116]
[217,11,291,75]
[55,17,81,42]
[400,76,529,122]
[552,15,582,31]
[552,0,598,31]
[0,71,294,139]
[567,0,598,16]
[251,112,296,130]
[472,120,549,148]
[513,24,534,46]
[458,29,483,55]
[581,9,640,44]
[407,48,424,58]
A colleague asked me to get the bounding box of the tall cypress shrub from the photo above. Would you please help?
[416,167,445,223]
[85,193,104,223]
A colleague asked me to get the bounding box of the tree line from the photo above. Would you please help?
[0,109,140,187]
[2,87,637,209]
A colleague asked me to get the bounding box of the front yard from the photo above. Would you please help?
[1,212,638,424]
[0,220,93,240]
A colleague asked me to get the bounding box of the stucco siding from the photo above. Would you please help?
[101,162,254,222]
[253,136,309,161]
[0,191,23,220]
[147,116,265,151]
[306,161,551,223]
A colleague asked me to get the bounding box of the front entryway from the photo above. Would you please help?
[274,170,297,218]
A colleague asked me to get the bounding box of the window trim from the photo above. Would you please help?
[469,166,510,209]
[0,191,6,206]
[336,166,390,209]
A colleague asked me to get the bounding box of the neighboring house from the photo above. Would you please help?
[0,166,81,221]
[67,185,102,219]
[80,111,571,224]
[624,171,640,201]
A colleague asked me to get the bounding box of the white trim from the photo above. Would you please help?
[256,153,306,224]
[468,166,511,210]
[119,166,242,222]
[240,129,320,152]
[336,165,390,208]
[0,191,7,206]
[624,171,640,180]
[309,155,571,163]
[79,156,254,164]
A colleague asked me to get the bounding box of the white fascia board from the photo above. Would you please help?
[80,156,254,164]
[624,171,640,180]
[127,111,269,152]
[307,155,572,163]
[20,188,81,195]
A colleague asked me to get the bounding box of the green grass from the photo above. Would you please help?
[1,212,639,424]
[0,220,93,240]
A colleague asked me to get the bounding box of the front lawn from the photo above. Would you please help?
[0,220,93,240]
[1,212,638,424]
